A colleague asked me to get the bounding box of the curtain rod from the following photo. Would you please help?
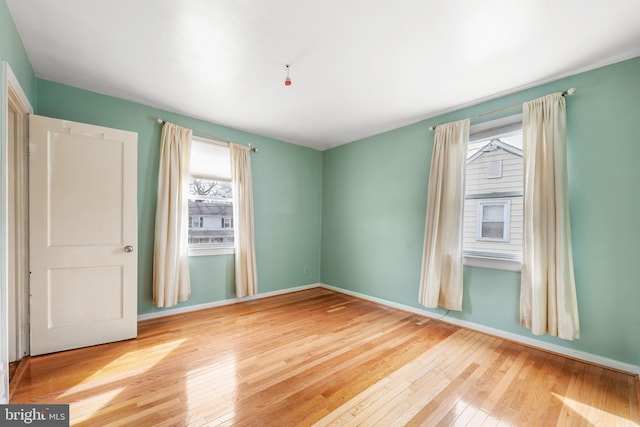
[428,88,577,131]
[156,118,259,152]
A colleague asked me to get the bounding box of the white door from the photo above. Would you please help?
[29,115,138,356]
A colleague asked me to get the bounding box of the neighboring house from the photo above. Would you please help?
[188,200,234,245]
[464,139,523,258]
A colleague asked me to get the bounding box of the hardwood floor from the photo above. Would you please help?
[10,288,640,426]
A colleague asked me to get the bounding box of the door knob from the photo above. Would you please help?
[124,245,134,253]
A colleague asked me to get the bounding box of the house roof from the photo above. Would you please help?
[188,201,233,216]
[467,139,522,164]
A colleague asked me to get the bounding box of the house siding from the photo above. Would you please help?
[466,149,523,195]
[464,146,523,256]
[463,197,523,256]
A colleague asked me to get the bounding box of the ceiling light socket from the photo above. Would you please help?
[284,64,292,86]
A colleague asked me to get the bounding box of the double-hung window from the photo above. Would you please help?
[188,136,234,256]
[463,115,523,271]
[476,200,511,242]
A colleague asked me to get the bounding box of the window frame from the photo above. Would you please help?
[187,136,235,257]
[476,199,511,242]
[463,114,523,272]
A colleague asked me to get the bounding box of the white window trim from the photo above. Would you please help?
[463,254,521,272]
[469,113,522,142]
[476,199,511,242]
[188,245,235,257]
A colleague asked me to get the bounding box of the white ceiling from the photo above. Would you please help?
[7,0,640,151]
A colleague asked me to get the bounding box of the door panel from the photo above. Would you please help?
[29,115,138,356]
[48,266,123,326]
[48,133,124,246]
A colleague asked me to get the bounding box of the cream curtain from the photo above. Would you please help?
[153,122,192,307]
[230,143,258,297]
[419,119,470,311]
[520,93,580,340]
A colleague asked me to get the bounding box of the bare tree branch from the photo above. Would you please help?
[190,178,232,201]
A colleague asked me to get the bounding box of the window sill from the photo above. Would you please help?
[188,246,235,257]
[463,254,521,272]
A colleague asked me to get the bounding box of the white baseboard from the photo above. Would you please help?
[318,283,640,376]
[137,283,320,321]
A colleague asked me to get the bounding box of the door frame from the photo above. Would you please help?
[1,61,33,403]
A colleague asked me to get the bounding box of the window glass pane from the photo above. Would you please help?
[482,222,505,239]
[188,177,234,247]
[482,204,504,222]
[463,119,522,261]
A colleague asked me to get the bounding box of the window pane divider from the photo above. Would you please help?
[466,191,523,200]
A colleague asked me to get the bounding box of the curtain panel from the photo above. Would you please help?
[153,122,192,307]
[520,93,580,340]
[230,143,258,297]
[419,119,470,311]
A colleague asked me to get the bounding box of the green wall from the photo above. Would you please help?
[321,56,640,366]
[0,0,37,104]
[3,0,640,369]
[36,80,323,315]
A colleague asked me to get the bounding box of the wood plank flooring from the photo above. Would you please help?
[10,288,640,426]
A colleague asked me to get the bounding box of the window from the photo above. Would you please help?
[476,200,510,241]
[191,216,203,228]
[486,160,502,178]
[463,115,522,271]
[188,137,234,256]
